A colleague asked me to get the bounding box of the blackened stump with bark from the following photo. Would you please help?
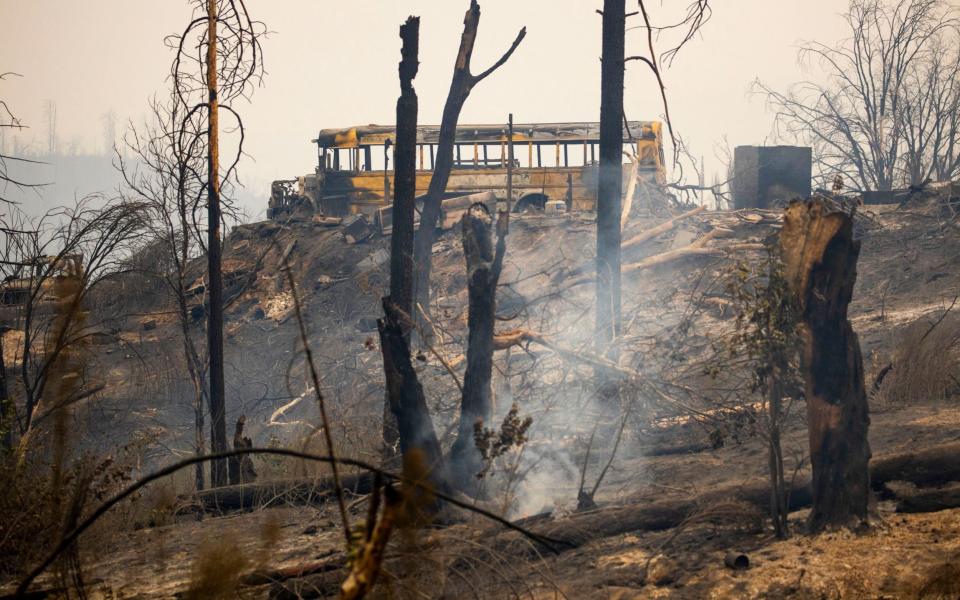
[596,0,625,359]
[780,198,871,532]
[228,415,257,485]
[411,0,525,329]
[383,16,420,460]
[449,205,507,492]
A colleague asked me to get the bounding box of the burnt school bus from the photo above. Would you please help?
[267,121,666,220]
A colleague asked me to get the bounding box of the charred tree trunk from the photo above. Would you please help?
[383,16,421,461]
[390,17,420,335]
[206,0,228,488]
[378,299,447,494]
[411,0,525,330]
[381,26,446,488]
[449,206,507,492]
[780,198,871,533]
[595,0,625,359]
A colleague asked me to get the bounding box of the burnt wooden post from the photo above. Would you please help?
[780,198,871,532]
[449,205,507,492]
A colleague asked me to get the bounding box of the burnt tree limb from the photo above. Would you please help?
[412,0,525,325]
[780,198,870,533]
[383,15,421,460]
[449,206,508,492]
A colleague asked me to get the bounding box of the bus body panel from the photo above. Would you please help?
[268,121,666,219]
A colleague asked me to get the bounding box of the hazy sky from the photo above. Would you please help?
[1,1,851,218]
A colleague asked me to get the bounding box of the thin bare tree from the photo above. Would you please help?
[167,0,264,487]
[898,31,960,185]
[0,199,145,452]
[118,94,210,490]
[0,72,47,205]
[755,0,959,190]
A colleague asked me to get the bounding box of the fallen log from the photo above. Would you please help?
[269,569,344,600]
[493,441,960,551]
[639,440,714,457]
[895,486,960,514]
[180,472,374,514]
[869,442,960,488]
[186,440,960,522]
[622,241,764,275]
[494,477,812,552]
[243,555,345,585]
[561,237,764,290]
[622,205,706,250]
[622,246,725,274]
[620,152,640,230]
[553,205,707,287]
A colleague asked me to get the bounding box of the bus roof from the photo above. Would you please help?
[313,121,662,148]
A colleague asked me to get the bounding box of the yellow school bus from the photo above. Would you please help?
[267,121,666,219]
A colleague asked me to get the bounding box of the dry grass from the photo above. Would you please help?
[183,533,251,600]
[893,551,960,600]
[880,312,960,404]
[0,448,136,584]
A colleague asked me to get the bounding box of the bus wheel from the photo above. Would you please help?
[513,193,549,213]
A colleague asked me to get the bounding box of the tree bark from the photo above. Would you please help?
[780,198,870,533]
[411,0,525,331]
[449,206,507,492]
[595,0,626,359]
[383,16,420,461]
[206,0,228,488]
